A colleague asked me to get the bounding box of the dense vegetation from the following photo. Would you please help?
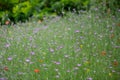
[0,11,120,80]
[0,0,120,80]
[0,0,120,24]
[0,0,89,24]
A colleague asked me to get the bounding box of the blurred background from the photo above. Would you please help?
[0,0,120,25]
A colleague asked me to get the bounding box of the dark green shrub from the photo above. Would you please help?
[0,0,90,24]
[12,1,33,22]
[51,0,90,15]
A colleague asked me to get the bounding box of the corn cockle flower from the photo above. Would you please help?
[7,57,13,61]
[5,43,10,48]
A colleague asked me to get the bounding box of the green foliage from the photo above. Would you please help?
[0,11,10,24]
[12,1,32,22]
[1,0,120,24]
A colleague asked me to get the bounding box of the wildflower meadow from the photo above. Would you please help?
[0,10,120,80]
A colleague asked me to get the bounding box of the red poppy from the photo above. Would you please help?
[34,69,40,73]
[4,67,8,71]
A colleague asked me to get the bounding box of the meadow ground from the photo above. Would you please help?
[0,11,120,80]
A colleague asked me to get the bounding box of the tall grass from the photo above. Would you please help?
[0,9,120,80]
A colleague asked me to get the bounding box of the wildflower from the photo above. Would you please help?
[7,57,13,61]
[38,20,42,23]
[56,75,60,78]
[4,67,8,71]
[101,51,106,56]
[112,70,116,73]
[80,45,83,48]
[30,51,35,55]
[113,60,118,66]
[29,36,33,41]
[25,59,30,62]
[75,30,80,33]
[5,20,10,25]
[74,67,79,70]
[0,78,7,80]
[54,62,61,65]
[64,55,69,58]
[77,64,81,67]
[49,48,54,53]
[34,69,40,73]
[87,77,92,80]
[55,69,59,72]
[57,46,63,50]
[109,73,112,76]
[5,43,10,48]
[33,28,40,34]
[43,25,48,29]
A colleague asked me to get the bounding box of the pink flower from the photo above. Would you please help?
[7,57,13,61]
[75,30,80,33]
[30,51,35,55]
[49,48,54,53]
[87,77,92,80]
[5,43,10,48]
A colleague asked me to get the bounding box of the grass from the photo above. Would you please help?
[0,11,120,80]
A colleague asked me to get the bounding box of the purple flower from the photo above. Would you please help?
[29,36,33,41]
[0,78,7,80]
[33,28,40,34]
[7,57,13,61]
[77,64,81,67]
[49,48,54,53]
[75,30,80,33]
[5,43,10,48]
[87,77,92,80]
[54,61,60,65]
[30,51,35,55]
[43,25,48,29]
[57,46,63,50]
